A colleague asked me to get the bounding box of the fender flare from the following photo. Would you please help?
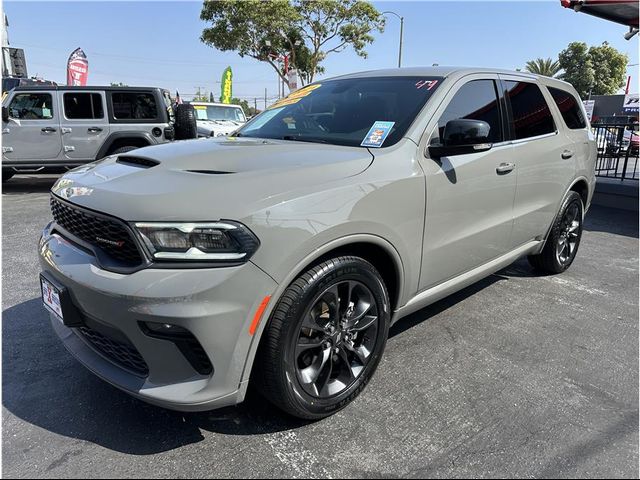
[238,233,405,388]
[95,131,156,159]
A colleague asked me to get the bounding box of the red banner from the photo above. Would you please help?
[66,48,89,86]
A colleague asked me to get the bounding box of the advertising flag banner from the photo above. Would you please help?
[66,48,89,86]
[583,100,595,122]
[287,69,299,92]
[622,93,639,114]
[221,66,232,104]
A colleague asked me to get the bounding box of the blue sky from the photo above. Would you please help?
[4,0,639,103]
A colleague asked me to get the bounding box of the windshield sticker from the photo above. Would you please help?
[416,79,439,90]
[193,105,207,110]
[268,84,322,109]
[361,121,395,148]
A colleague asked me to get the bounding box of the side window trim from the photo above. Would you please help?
[501,79,557,142]
[107,90,162,124]
[8,92,55,120]
[62,91,106,121]
[432,77,505,145]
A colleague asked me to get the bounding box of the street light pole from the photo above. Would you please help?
[382,11,404,68]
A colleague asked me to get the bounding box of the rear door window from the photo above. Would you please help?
[110,92,158,120]
[435,79,503,143]
[505,81,556,140]
[8,93,54,119]
[63,92,104,119]
[548,87,586,130]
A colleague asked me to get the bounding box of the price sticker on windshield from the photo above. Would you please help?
[361,121,395,148]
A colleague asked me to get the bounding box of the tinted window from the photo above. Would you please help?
[63,93,104,119]
[111,92,158,119]
[505,81,555,139]
[236,76,443,148]
[8,93,53,119]
[548,87,586,130]
[436,80,503,143]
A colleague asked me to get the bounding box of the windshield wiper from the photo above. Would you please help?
[280,135,330,144]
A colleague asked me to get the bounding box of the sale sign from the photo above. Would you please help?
[66,48,89,86]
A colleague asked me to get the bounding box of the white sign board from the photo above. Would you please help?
[287,69,298,93]
[622,93,639,114]
[583,100,595,122]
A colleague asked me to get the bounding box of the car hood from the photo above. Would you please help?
[197,120,241,135]
[52,137,374,221]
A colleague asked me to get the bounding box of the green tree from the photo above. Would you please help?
[200,0,385,87]
[558,42,596,99]
[588,42,628,96]
[524,58,561,77]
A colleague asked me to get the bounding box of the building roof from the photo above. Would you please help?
[561,0,639,28]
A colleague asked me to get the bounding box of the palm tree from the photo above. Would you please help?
[524,58,562,78]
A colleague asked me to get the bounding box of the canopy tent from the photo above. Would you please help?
[561,0,639,39]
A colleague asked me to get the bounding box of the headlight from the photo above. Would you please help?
[133,221,259,263]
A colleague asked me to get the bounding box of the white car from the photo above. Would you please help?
[189,102,247,137]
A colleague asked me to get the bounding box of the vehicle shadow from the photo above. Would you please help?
[2,175,58,195]
[2,298,312,455]
[3,263,533,455]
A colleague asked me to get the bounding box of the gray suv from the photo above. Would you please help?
[38,67,596,419]
[2,86,197,181]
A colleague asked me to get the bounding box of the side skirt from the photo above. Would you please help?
[392,240,542,323]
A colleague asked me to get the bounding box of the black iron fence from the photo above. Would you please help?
[593,122,638,181]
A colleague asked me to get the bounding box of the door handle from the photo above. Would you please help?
[561,149,574,159]
[87,127,103,133]
[496,162,515,174]
[41,127,57,133]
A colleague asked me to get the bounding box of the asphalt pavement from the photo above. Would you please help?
[2,175,638,478]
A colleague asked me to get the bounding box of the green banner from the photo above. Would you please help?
[220,66,232,104]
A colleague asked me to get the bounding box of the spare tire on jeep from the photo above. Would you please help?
[174,104,198,140]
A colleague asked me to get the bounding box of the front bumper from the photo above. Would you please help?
[39,223,277,411]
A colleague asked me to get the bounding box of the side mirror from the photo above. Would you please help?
[428,119,492,159]
[2,106,9,123]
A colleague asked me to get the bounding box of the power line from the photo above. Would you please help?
[12,43,242,67]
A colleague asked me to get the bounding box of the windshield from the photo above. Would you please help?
[193,104,246,123]
[235,76,443,148]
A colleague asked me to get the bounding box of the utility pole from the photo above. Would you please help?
[254,97,257,113]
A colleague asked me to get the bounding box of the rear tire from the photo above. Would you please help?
[111,146,138,155]
[255,256,390,420]
[528,191,584,274]
[174,104,197,140]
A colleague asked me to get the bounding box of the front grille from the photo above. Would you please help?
[50,196,143,267]
[77,326,149,376]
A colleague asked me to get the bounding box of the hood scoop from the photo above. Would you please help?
[185,169,235,175]
[116,155,160,169]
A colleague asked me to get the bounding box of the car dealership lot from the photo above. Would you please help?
[2,175,638,479]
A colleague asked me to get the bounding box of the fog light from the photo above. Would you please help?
[142,321,189,337]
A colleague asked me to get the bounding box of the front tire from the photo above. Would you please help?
[528,191,584,274]
[255,256,390,419]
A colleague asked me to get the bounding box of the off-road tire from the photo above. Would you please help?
[174,104,197,140]
[111,146,138,155]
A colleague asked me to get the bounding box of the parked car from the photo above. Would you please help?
[189,101,247,137]
[2,85,197,181]
[39,67,596,419]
